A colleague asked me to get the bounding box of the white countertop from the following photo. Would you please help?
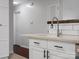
[21,34,79,44]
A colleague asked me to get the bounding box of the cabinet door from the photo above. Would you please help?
[29,47,46,59]
[49,54,65,59]
[0,6,9,40]
[48,50,75,59]
[0,40,9,58]
[0,0,9,58]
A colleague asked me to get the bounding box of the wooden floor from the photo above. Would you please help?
[10,54,27,59]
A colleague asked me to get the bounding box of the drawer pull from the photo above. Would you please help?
[54,45,63,48]
[34,42,40,44]
[47,50,49,59]
[44,50,46,58]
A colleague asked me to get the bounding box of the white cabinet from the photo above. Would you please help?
[49,54,74,59]
[29,39,75,59]
[49,50,75,59]
[0,6,9,40]
[29,39,47,48]
[29,47,45,59]
[0,0,9,58]
[29,39,47,59]
[49,54,64,59]
[48,41,75,59]
[48,41,75,55]
[0,40,9,58]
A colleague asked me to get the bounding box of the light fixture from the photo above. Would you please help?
[26,2,34,8]
[13,1,20,5]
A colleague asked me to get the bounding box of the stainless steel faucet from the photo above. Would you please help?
[51,17,60,37]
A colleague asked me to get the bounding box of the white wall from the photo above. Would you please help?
[63,0,79,19]
[14,0,49,47]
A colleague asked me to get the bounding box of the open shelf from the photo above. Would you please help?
[47,19,79,24]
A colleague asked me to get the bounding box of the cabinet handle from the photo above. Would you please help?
[47,50,49,59]
[34,42,40,44]
[44,50,46,58]
[54,45,63,48]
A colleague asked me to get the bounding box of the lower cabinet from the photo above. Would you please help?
[49,54,64,59]
[29,47,46,59]
[29,39,75,59]
[49,54,74,59]
[48,50,75,59]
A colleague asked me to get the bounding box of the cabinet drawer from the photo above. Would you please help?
[29,39,47,48]
[48,41,75,54]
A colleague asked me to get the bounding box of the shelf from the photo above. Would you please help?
[47,19,79,24]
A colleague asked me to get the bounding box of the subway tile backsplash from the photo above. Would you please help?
[59,24,73,30]
[49,23,79,35]
[73,25,79,30]
[62,30,79,35]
